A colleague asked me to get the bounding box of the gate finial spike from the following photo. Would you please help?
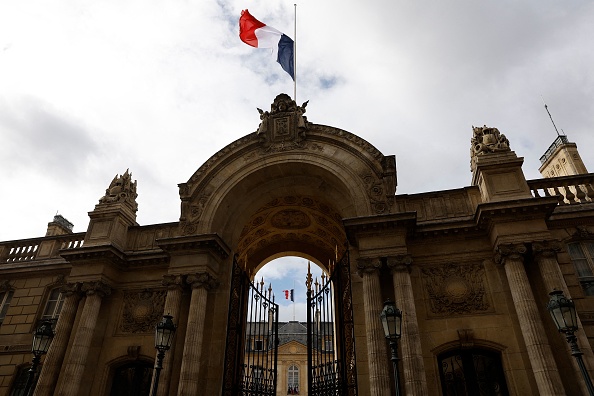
[306,261,312,291]
[260,277,264,291]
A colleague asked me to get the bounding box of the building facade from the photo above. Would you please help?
[1,93,594,395]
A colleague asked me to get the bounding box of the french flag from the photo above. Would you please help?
[239,10,295,80]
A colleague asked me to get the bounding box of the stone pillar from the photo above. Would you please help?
[356,258,391,396]
[177,273,219,396]
[154,275,186,396]
[56,281,111,396]
[496,243,565,395]
[533,241,594,395]
[387,255,428,396]
[33,283,81,396]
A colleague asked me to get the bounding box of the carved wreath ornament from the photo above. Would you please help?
[421,263,490,316]
[120,289,166,333]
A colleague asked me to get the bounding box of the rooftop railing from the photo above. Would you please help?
[527,173,594,205]
[539,135,570,165]
[0,233,85,264]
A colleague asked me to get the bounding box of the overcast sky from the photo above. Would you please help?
[1,0,593,245]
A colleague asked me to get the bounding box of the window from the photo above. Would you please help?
[438,349,509,396]
[41,288,65,321]
[567,242,594,296]
[322,336,334,352]
[0,290,14,324]
[10,364,35,396]
[287,365,300,394]
[253,338,264,351]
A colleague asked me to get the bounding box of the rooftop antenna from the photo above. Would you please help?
[541,96,562,137]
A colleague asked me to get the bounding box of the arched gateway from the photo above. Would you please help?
[177,93,397,395]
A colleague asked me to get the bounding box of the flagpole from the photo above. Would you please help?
[293,3,297,102]
[293,279,296,321]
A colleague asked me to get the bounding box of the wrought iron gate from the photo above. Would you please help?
[222,255,279,396]
[307,250,358,395]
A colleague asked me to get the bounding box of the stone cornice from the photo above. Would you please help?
[157,234,230,259]
[60,243,169,271]
[475,197,559,227]
[343,212,416,245]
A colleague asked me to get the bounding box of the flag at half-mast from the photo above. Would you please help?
[239,9,294,80]
[283,289,294,302]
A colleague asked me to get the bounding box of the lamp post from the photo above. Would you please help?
[23,320,54,396]
[380,299,402,396]
[150,314,176,396]
[547,290,594,396]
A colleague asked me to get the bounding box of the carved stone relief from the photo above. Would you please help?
[120,289,166,334]
[421,262,492,316]
[98,169,138,212]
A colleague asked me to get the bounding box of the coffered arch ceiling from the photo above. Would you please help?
[235,195,346,272]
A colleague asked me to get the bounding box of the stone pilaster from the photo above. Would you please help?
[33,283,81,396]
[154,275,186,396]
[356,258,391,396]
[56,281,111,396]
[387,255,428,396]
[496,243,565,396]
[533,241,594,395]
[177,273,219,396]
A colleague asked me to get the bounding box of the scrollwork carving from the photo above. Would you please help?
[81,281,112,298]
[356,258,382,277]
[187,272,219,291]
[494,243,527,265]
[59,282,81,298]
[162,274,185,290]
[470,125,510,158]
[120,289,167,333]
[532,240,562,259]
[422,262,491,316]
[98,169,138,212]
[386,255,413,273]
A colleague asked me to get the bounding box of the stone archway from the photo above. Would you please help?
[176,94,397,395]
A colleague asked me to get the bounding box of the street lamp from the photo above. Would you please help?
[23,320,54,396]
[547,290,594,396]
[380,299,402,396]
[150,314,176,396]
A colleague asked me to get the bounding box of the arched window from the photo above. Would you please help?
[110,361,153,396]
[567,241,594,296]
[287,365,299,394]
[438,348,509,396]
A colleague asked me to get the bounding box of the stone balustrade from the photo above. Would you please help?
[528,174,594,204]
[0,234,85,263]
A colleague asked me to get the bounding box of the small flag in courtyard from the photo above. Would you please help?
[283,289,294,301]
[239,9,295,80]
